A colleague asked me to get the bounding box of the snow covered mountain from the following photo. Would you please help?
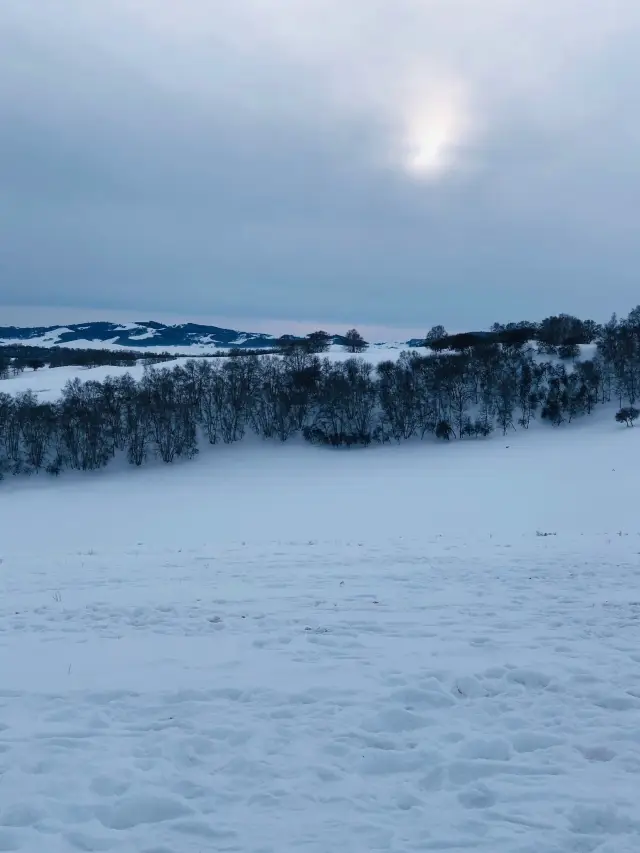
[0,320,280,351]
[0,320,425,353]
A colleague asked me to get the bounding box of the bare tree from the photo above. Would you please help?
[342,329,368,353]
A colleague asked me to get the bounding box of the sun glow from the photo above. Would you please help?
[408,121,455,173]
[402,83,471,179]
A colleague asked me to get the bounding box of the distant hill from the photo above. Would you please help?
[0,320,424,352]
[0,321,280,351]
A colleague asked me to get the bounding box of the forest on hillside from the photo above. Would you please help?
[1,309,639,479]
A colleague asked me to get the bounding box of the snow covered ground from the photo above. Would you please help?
[1,360,195,403]
[1,345,412,402]
[1,411,640,851]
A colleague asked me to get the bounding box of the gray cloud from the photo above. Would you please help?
[2,0,640,331]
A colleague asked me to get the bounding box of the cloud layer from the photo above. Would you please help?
[2,0,640,330]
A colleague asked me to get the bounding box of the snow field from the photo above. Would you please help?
[0,359,201,403]
[0,405,639,851]
[1,537,640,852]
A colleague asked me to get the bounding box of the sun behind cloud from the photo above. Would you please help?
[407,119,455,174]
[401,81,473,179]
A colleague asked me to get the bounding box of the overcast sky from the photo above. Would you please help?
[2,1,639,334]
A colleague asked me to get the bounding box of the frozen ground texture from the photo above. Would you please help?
[1,423,640,852]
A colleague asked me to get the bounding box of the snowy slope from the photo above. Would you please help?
[0,360,196,402]
[1,421,640,851]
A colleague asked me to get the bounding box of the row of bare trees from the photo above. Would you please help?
[1,308,639,479]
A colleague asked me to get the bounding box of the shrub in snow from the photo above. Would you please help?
[615,407,639,427]
[435,420,454,441]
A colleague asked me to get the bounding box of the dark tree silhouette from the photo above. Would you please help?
[615,407,639,427]
[305,331,332,353]
[342,329,368,353]
[424,326,448,351]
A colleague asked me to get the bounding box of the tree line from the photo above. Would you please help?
[0,308,639,480]
[0,344,177,377]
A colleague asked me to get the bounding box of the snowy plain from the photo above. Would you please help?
[1,361,640,851]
